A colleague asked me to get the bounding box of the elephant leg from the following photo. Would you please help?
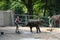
[30,26,33,32]
[36,27,38,33]
[38,27,41,32]
[36,26,41,33]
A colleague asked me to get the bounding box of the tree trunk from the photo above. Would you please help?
[27,0,33,18]
[28,0,33,15]
[43,0,47,17]
[43,7,46,16]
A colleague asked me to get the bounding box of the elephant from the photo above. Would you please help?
[26,20,44,33]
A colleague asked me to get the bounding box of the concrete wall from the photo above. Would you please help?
[0,11,4,26]
[0,10,14,26]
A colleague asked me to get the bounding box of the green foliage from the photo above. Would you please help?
[14,6,23,14]
[41,17,49,27]
[33,0,45,16]
[0,1,6,10]
[0,0,60,16]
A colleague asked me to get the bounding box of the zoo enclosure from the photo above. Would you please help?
[14,14,50,27]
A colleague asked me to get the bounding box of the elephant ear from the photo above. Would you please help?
[52,15,60,20]
[40,19,45,23]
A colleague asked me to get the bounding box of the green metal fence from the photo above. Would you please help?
[40,17,52,27]
[14,14,52,27]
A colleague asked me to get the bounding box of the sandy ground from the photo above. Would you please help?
[0,26,60,40]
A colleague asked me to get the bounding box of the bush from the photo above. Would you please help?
[40,17,49,27]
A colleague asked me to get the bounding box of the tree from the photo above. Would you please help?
[21,0,33,15]
[14,6,23,14]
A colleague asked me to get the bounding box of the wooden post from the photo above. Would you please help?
[59,17,60,27]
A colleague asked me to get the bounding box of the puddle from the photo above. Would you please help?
[20,38,44,40]
[20,38,58,40]
[23,32,32,34]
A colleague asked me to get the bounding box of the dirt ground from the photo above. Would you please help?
[0,26,60,40]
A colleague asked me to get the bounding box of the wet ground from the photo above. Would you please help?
[0,26,60,40]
